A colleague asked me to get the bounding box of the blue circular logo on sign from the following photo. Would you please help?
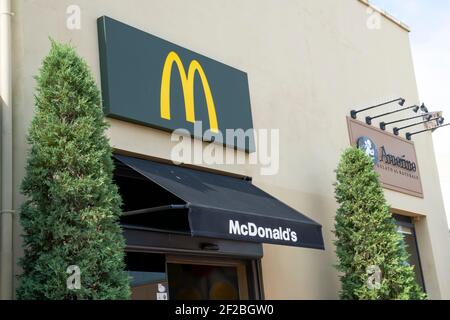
[357,136,378,164]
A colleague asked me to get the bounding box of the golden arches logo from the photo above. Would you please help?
[160,51,219,133]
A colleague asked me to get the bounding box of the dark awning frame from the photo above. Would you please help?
[114,154,325,250]
[123,205,188,217]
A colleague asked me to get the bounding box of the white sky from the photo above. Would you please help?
[370,0,450,228]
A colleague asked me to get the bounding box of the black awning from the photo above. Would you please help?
[114,154,324,250]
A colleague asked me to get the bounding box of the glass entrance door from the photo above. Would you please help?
[166,255,248,300]
[126,252,255,300]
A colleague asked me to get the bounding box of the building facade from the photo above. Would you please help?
[1,0,450,299]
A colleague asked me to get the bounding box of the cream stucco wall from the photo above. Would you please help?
[8,0,450,299]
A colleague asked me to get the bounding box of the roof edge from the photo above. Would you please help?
[358,0,411,33]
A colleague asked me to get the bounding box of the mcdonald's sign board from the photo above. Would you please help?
[97,16,255,152]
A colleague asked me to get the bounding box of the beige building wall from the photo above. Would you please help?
[7,0,450,299]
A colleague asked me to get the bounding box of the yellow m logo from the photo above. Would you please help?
[160,51,219,133]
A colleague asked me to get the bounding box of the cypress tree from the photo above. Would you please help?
[333,147,426,300]
[17,41,130,299]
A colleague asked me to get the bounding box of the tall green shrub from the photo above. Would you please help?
[333,147,426,300]
[17,41,130,299]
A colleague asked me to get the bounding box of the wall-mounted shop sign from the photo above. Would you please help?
[97,16,255,152]
[347,117,423,198]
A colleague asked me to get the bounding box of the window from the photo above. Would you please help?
[393,214,426,292]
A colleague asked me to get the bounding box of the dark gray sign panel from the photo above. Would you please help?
[98,16,255,152]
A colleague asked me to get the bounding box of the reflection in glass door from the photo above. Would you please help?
[166,256,249,300]
[126,251,168,300]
